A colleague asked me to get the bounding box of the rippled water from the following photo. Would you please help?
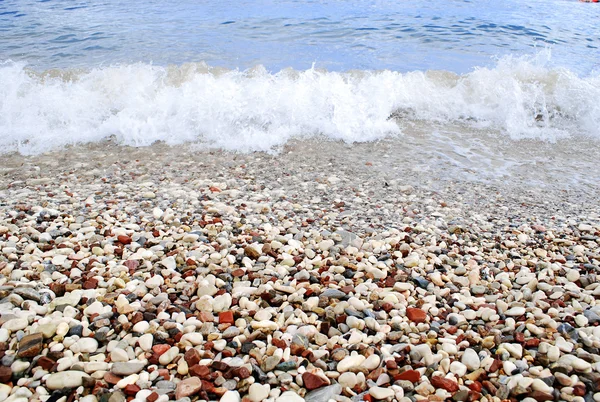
[1,0,599,73]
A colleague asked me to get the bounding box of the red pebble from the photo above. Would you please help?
[219,311,234,325]
[406,307,427,323]
[394,369,420,383]
[469,382,482,392]
[302,372,329,390]
[152,344,170,356]
[124,384,140,396]
[117,235,132,244]
[430,376,459,393]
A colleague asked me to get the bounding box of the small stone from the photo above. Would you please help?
[111,362,146,376]
[302,372,328,390]
[244,246,261,260]
[406,308,427,323]
[370,386,395,400]
[395,370,420,383]
[248,383,270,402]
[505,307,526,316]
[430,376,459,393]
[17,333,43,358]
[338,372,357,388]
[45,371,91,390]
[261,356,280,372]
[220,390,241,402]
[176,377,202,399]
[462,348,480,371]
[219,311,234,325]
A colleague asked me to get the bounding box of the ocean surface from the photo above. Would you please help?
[1,0,600,186]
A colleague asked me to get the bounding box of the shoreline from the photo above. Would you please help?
[0,141,599,402]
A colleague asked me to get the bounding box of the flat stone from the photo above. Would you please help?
[45,371,91,390]
[176,377,202,399]
[111,362,146,376]
[462,348,480,371]
[370,386,395,400]
[406,308,427,323]
[248,383,270,402]
[17,333,43,358]
[321,289,346,299]
[430,376,459,393]
[13,288,41,302]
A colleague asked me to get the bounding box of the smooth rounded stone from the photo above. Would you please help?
[358,351,379,369]
[559,355,592,371]
[248,383,270,402]
[14,288,41,302]
[73,338,99,353]
[531,378,553,393]
[462,348,480,371]
[251,320,278,331]
[450,361,467,377]
[111,362,146,376]
[261,356,280,372]
[181,333,204,345]
[370,386,395,400]
[117,374,139,389]
[159,346,179,365]
[11,360,30,373]
[145,276,164,289]
[176,377,202,399]
[567,269,580,283]
[548,346,561,362]
[276,391,305,402]
[222,326,240,338]
[213,294,233,313]
[139,333,153,351]
[321,289,346,299]
[156,380,176,390]
[45,371,91,389]
[220,391,241,402]
[56,322,69,337]
[83,301,105,316]
[110,348,129,362]
[132,321,150,333]
[254,310,272,321]
[338,372,357,388]
[0,328,9,342]
[505,307,526,316]
[2,318,29,332]
[337,354,366,372]
[0,384,12,402]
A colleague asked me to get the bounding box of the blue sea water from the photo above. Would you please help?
[1,0,598,73]
[0,0,599,155]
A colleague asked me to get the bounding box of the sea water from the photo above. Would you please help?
[1,0,599,185]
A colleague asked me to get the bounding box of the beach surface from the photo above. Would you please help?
[0,141,600,402]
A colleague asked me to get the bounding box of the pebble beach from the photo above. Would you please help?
[0,140,599,402]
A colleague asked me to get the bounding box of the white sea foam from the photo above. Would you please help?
[1,51,599,155]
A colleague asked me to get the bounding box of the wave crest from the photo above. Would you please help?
[1,51,598,155]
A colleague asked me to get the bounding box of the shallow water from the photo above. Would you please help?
[1,0,599,188]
